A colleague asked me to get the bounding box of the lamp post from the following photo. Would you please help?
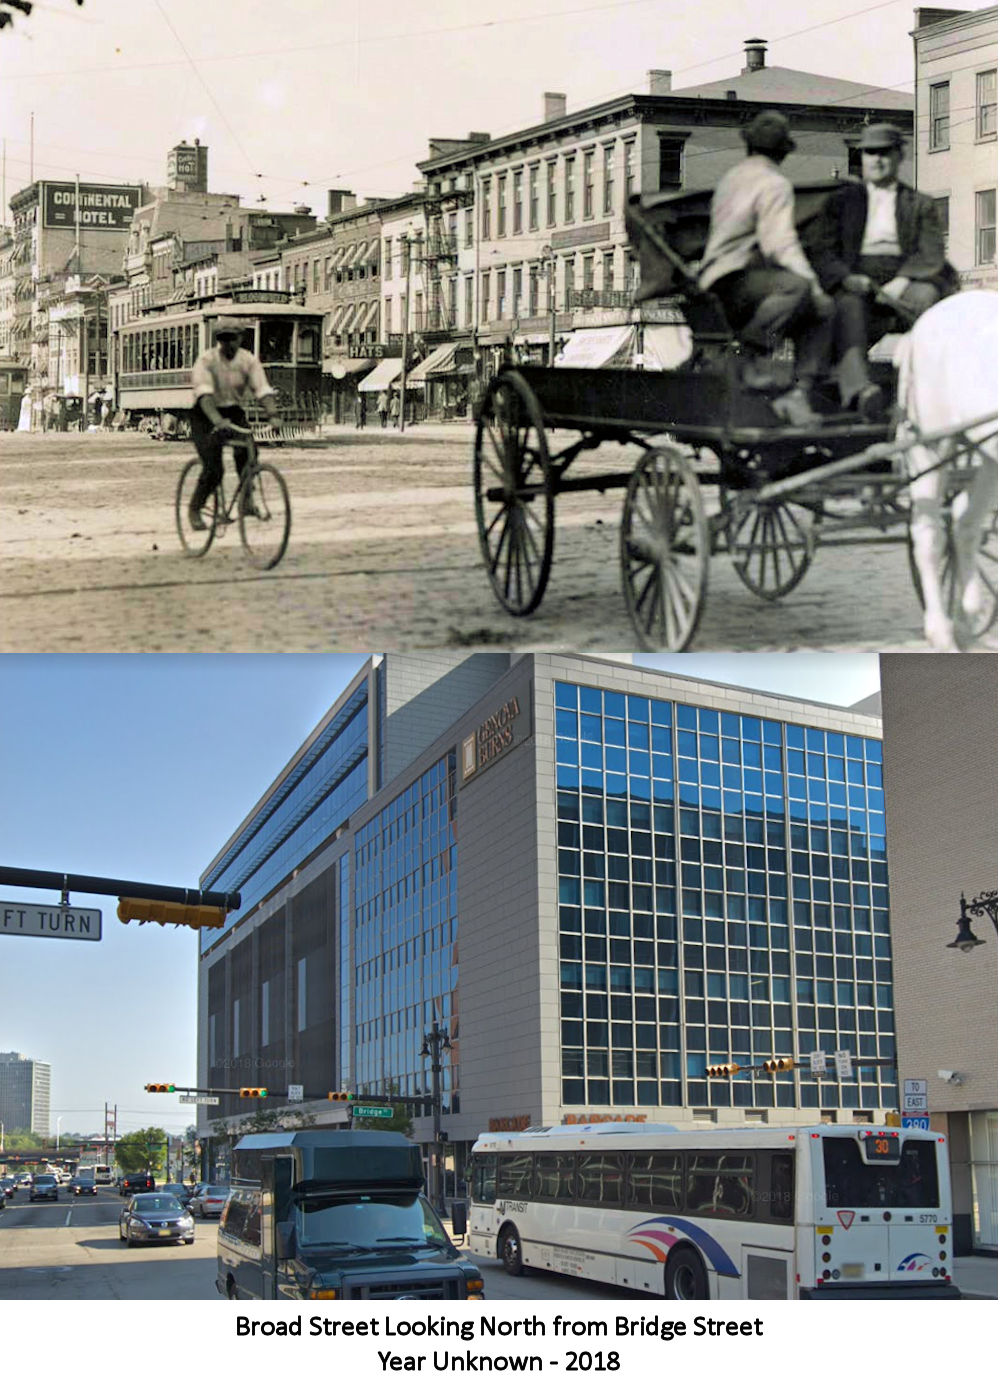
[948,889,998,950]
[398,231,413,433]
[420,1020,452,1215]
[541,243,556,365]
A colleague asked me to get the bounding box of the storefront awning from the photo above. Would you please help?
[324,357,377,378]
[358,301,379,332]
[332,246,349,269]
[357,357,403,393]
[329,302,350,333]
[408,343,457,384]
[554,324,635,368]
[352,238,376,268]
[640,323,693,371]
[340,302,361,333]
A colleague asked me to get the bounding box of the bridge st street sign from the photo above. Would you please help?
[352,1105,394,1119]
[0,900,102,941]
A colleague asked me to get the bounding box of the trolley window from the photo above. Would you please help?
[260,320,294,362]
[822,1137,940,1209]
[297,322,321,363]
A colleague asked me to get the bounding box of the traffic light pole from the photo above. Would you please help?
[0,864,240,912]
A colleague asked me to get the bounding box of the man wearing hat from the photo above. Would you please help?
[810,122,957,416]
[699,110,834,428]
[187,316,284,531]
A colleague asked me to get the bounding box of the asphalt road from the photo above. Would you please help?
[3,429,992,654]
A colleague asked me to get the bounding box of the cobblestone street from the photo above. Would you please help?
[1,429,995,654]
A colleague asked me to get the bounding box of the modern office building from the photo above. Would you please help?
[196,654,896,1190]
[0,1051,52,1136]
[879,653,997,1253]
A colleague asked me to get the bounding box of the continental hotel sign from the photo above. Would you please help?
[460,681,532,784]
[42,182,143,232]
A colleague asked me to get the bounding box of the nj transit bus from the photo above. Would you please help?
[468,1123,959,1300]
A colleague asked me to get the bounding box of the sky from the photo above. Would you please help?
[0,0,920,218]
[0,651,880,1142]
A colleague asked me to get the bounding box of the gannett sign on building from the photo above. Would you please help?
[460,682,532,783]
[42,182,143,232]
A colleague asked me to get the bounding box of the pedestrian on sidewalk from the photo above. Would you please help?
[355,394,367,429]
[377,389,389,427]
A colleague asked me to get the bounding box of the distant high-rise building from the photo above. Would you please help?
[0,1052,51,1135]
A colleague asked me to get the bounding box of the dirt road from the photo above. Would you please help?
[1,429,992,653]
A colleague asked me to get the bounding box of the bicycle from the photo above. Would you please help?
[175,422,291,570]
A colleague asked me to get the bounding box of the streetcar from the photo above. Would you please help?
[112,290,324,434]
[0,358,29,431]
[469,1121,960,1300]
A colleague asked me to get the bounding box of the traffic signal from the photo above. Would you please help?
[327,1091,355,1101]
[707,1063,740,1079]
[145,1083,176,1093]
[118,898,226,930]
[239,1087,268,1098]
[763,1057,797,1074]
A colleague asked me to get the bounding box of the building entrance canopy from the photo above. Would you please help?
[554,324,634,368]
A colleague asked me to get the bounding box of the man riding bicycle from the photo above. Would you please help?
[187,316,283,530]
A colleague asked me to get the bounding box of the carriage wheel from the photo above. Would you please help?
[473,371,554,616]
[620,445,710,652]
[726,497,817,599]
[720,450,818,599]
[906,507,998,639]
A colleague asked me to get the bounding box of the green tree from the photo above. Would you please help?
[115,1127,167,1175]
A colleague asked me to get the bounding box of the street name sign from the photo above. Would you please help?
[0,900,102,940]
[352,1104,394,1118]
[178,1095,221,1106]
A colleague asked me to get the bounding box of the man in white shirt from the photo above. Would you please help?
[187,317,283,530]
[700,111,833,427]
[810,124,956,417]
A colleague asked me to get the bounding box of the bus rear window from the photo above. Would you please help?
[822,1138,940,1209]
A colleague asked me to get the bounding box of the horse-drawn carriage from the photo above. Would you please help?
[473,183,997,650]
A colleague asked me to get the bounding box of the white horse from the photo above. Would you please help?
[894,290,998,651]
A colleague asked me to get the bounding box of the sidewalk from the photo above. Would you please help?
[953,1253,998,1299]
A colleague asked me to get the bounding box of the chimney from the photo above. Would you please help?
[468,131,491,143]
[648,69,672,96]
[743,37,767,73]
[293,204,311,216]
[544,92,567,122]
[327,189,357,217]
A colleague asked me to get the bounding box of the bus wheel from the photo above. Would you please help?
[499,1225,524,1277]
[664,1247,708,1300]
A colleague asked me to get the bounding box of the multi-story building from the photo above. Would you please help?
[912,5,997,288]
[0,1051,52,1136]
[879,654,997,1253]
[417,38,915,372]
[196,654,896,1194]
[0,226,15,361]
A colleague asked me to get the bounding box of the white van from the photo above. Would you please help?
[94,1165,112,1186]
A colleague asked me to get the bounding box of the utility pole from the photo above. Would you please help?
[398,231,412,433]
[420,1020,452,1215]
[541,245,556,366]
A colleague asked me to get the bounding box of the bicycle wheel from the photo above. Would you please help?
[176,458,220,557]
[239,462,291,569]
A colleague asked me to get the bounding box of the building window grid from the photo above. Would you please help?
[929,82,950,150]
[553,684,893,1114]
[352,755,459,1113]
[975,188,996,265]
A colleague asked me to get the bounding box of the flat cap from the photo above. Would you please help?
[859,123,905,151]
[743,110,796,157]
[214,316,247,336]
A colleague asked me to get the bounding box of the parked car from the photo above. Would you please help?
[189,1182,229,1218]
[119,1171,156,1196]
[29,1173,59,1202]
[158,1182,195,1207]
[119,1192,195,1247]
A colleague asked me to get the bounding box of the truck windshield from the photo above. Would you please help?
[294,1191,449,1250]
[822,1139,940,1209]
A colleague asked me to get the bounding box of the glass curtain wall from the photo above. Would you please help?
[354,753,459,1116]
[553,683,895,1114]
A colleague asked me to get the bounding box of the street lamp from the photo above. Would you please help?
[420,1020,452,1214]
[948,889,998,950]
